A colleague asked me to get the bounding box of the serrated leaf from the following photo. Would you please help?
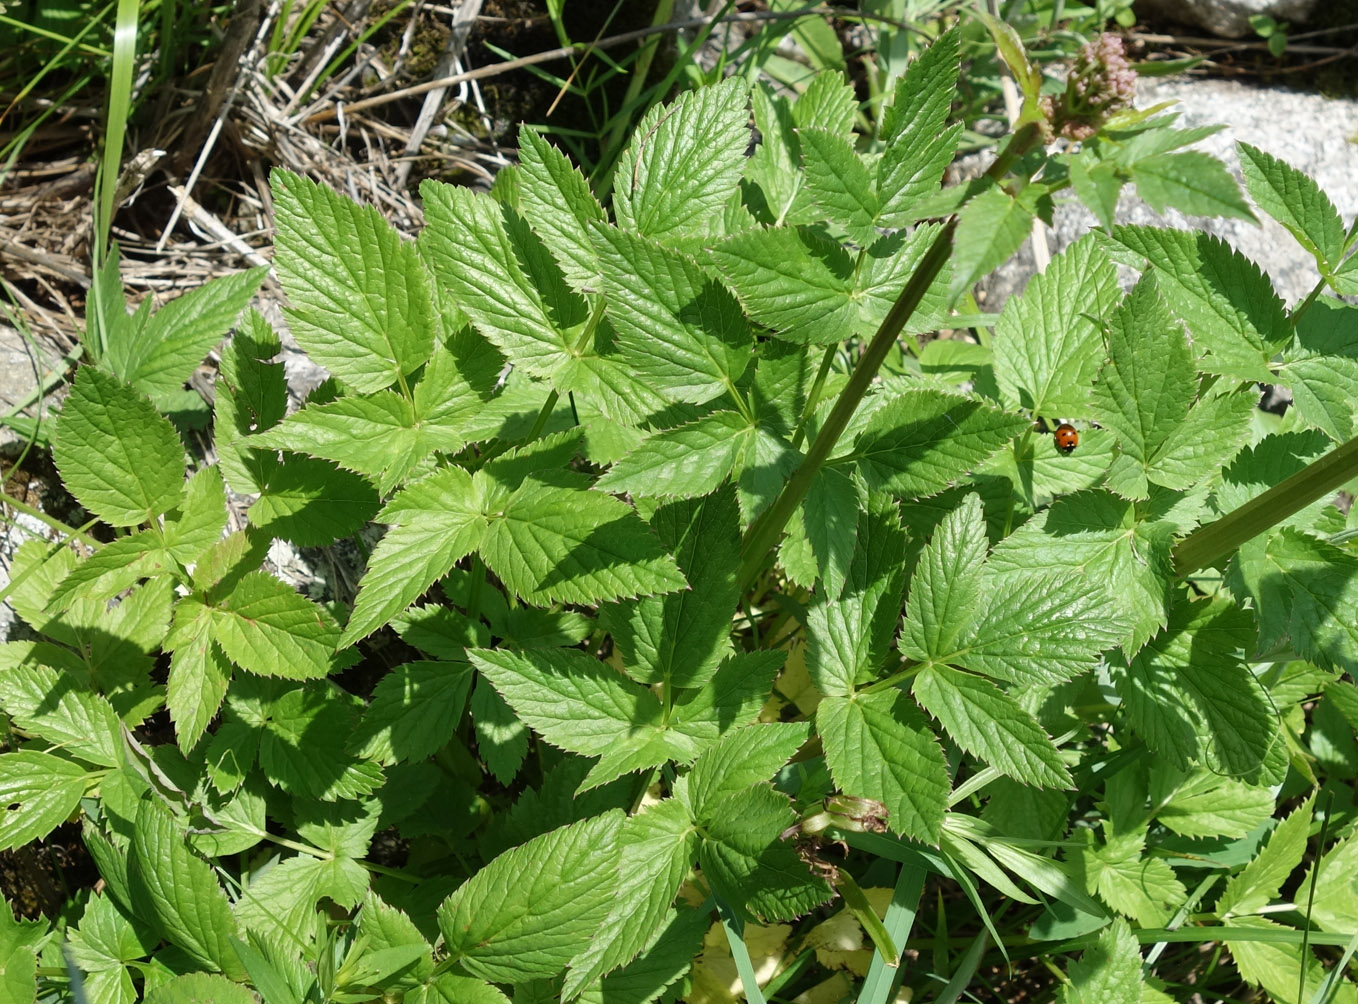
[601,489,740,690]
[1131,150,1255,221]
[469,647,662,758]
[848,389,1029,498]
[0,663,122,767]
[594,411,751,499]
[985,490,1175,655]
[1152,768,1273,839]
[799,126,878,244]
[107,267,267,405]
[912,666,1071,788]
[210,570,340,678]
[958,570,1124,687]
[251,457,380,547]
[1238,142,1346,271]
[994,235,1121,416]
[950,185,1036,300]
[53,366,185,526]
[667,651,783,744]
[272,169,435,393]
[480,481,687,606]
[1229,527,1358,675]
[684,723,811,824]
[438,812,624,983]
[258,685,384,801]
[805,495,907,696]
[518,127,606,288]
[129,799,245,979]
[472,677,528,785]
[419,180,583,379]
[349,661,473,765]
[697,783,833,922]
[1279,354,1358,442]
[593,225,751,405]
[613,77,749,247]
[796,465,863,598]
[251,392,425,493]
[166,610,232,752]
[563,799,699,998]
[1223,916,1354,1004]
[1113,595,1272,776]
[878,28,961,220]
[1102,226,1290,381]
[1217,795,1313,918]
[0,751,90,850]
[214,312,287,494]
[817,690,949,843]
[342,466,489,645]
[144,974,256,1004]
[1061,918,1141,1004]
[901,493,987,667]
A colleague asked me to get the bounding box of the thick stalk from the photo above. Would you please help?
[737,220,956,593]
[1173,433,1358,575]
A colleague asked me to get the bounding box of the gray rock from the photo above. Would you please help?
[981,76,1358,312]
[1135,0,1316,38]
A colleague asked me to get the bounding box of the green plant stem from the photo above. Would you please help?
[1172,433,1358,575]
[838,866,899,964]
[736,219,957,593]
[791,344,838,451]
[716,895,768,1004]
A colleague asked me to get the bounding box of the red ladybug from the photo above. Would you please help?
[1054,423,1079,454]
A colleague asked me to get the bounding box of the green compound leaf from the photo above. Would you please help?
[1102,226,1290,382]
[210,571,340,679]
[593,224,752,406]
[697,783,833,922]
[799,126,879,245]
[1060,918,1143,1004]
[258,685,384,801]
[985,489,1178,656]
[1238,142,1347,272]
[950,185,1037,301]
[994,235,1121,417]
[1113,594,1272,777]
[420,179,584,379]
[1229,527,1358,676]
[348,661,473,765]
[612,76,749,247]
[480,481,687,606]
[0,751,91,851]
[878,27,962,225]
[683,723,811,825]
[1091,276,1252,500]
[252,458,380,548]
[793,465,865,599]
[817,690,949,844]
[106,266,267,407]
[53,366,185,526]
[0,663,122,766]
[469,647,663,759]
[594,411,752,500]
[956,570,1125,687]
[1216,794,1312,918]
[129,799,245,980]
[601,488,740,690]
[215,312,288,495]
[805,495,907,697]
[341,466,489,646]
[901,493,988,668]
[1129,150,1255,222]
[272,169,435,393]
[1279,354,1358,442]
[912,665,1071,788]
[518,127,607,290]
[563,799,699,998]
[848,389,1029,499]
[710,223,949,345]
[438,812,624,984]
[165,608,232,753]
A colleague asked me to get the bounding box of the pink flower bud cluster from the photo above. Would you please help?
[1042,33,1137,141]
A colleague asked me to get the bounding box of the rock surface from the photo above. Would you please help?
[1135,0,1317,38]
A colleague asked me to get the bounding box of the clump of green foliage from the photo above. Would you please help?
[4,13,1358,1004]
